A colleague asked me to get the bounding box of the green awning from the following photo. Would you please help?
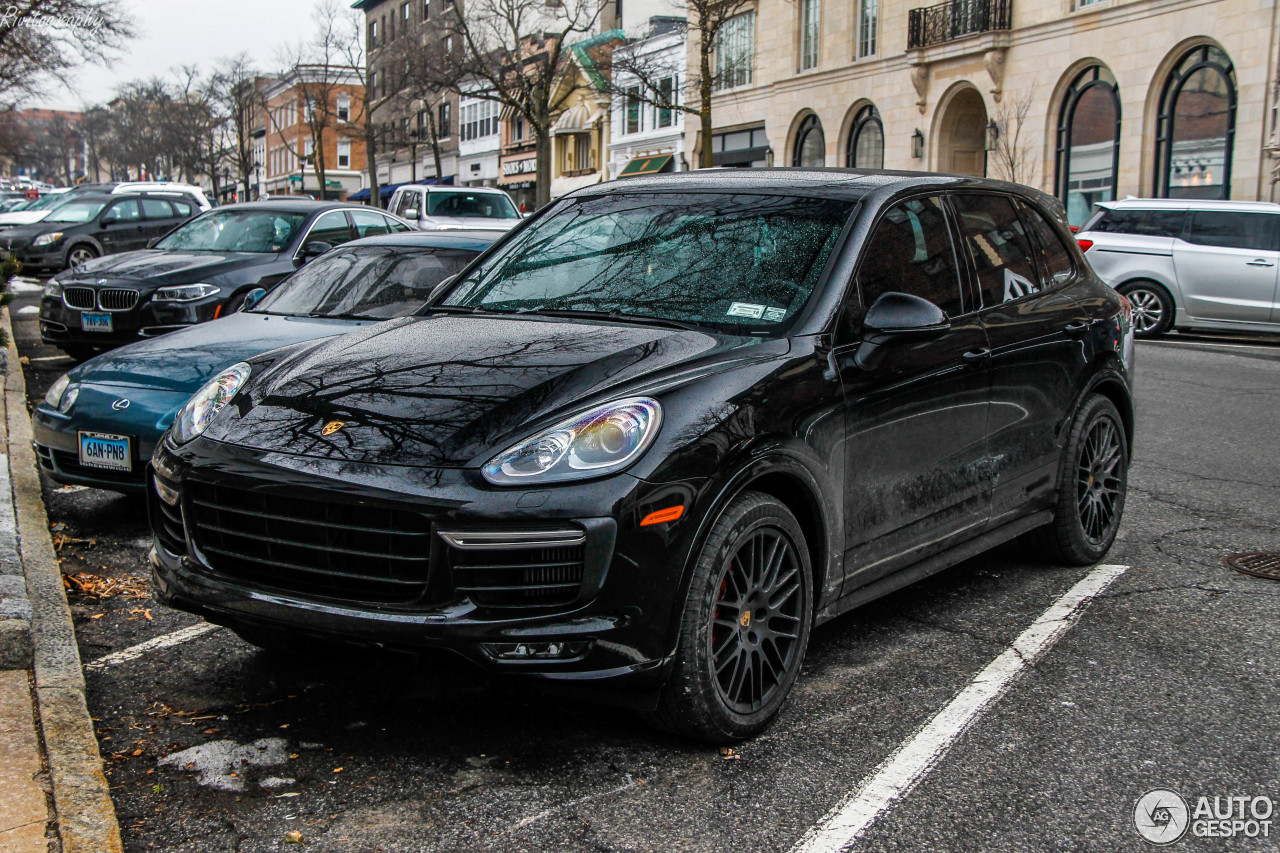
[618,154,673,177]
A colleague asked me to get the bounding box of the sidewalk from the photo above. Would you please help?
[0,305,123,852]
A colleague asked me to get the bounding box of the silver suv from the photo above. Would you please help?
[387,185,522,231]
[1076,199,1280,337]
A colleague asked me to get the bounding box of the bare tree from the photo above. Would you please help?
[0,0,132,105]
[989,85,1038,187]
[440,0,606,207]
[376,28,462,186]
[212,53,263,201]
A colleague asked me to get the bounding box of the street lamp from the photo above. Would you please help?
[911,129,925,159]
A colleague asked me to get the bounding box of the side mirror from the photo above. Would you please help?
[240,288,267,312]
[100,213,119,227]
[403,207,419,220]
[854,292,951,371]
[146,237,160,249]
[295,240,333,266]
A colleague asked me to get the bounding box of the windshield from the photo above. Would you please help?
[44,200,108,223]
[442,192,854,335]
[426,190,519,220]
[155,209,307,253]
[23,194,67,212]
[254,245,476,318]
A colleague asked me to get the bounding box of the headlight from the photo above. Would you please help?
[43,373,79,413]
[153,283,221,302]
[32,232,63,247]
[43,278,61,298]
[171,362,251,444]
[482,397,661,485]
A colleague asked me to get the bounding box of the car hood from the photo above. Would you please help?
[70,311,374,393]
[428,216,520,231]
[0,211,50,226]
[58,249,277,285]
[206,314,775,467]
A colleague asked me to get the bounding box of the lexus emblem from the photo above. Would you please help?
[321,420,346,436]
[111,398,130,411]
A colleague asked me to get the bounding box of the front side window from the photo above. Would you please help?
[105,200,142,222]
[443,192,855,336]
[156,210,308,253]
[1185,211,1277,252]
[951,193,1041,307]
[1156,45,1236,199]
[426,190,519,219]
[714,12,755,91]
[857,196,964,318]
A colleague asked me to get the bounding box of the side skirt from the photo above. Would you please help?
[816,510,1054,624]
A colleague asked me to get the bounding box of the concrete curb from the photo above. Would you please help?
[3,306,124,852]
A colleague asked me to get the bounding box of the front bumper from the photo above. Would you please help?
[39,291,223,349]
[147,437,704,699]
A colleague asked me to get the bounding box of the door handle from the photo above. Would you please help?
[1063,321,1093,336]
[1246,259,1275,266]
[962,347,992,364]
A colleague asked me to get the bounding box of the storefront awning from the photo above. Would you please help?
[553,102,603,135]
[617,154,674,177]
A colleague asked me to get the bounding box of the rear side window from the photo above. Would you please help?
[1015,199,1075,288]
[140,199,174,220]
[307,210,353,245]
[171,200,194,217]
[1087,208,1186,238]
[951,194,1041,307]
[857,196,965,318]
[351,209,392,237]
[1185,211,1278,252]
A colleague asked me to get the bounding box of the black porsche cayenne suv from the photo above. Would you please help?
[148,170,1135,742]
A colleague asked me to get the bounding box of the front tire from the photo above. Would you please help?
[645,491,813,743]
[1027,395,1128,565]
[65,244,98,269]
[1117,281,1174,338]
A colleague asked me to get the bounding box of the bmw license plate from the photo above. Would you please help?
[81,312,113,332]
[78,431,131,471]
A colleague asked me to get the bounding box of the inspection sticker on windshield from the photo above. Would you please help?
[727,302,765,319]
[763,307,786,322]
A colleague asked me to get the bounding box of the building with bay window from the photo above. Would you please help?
[699,0,1278,224]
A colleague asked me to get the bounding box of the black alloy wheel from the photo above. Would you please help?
[1026,394,1128,565]
[646,491,812,742]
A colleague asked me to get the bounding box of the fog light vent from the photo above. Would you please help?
[482,641,590,661]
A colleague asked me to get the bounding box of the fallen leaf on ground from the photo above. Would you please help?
[284,830,304,843]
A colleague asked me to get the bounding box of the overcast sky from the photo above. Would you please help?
[44,0,327,111]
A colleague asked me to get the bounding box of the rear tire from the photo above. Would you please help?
[644,491,813,743]
[1026,395,1128,565]
[1117,281,1173,338]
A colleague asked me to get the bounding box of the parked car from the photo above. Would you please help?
[34,230,501,493]
[1076,198,1280,337]
[146,170,1134,742]
[388,185,522,231]
[39,199,414,360]
[0,182,209,229]
[0,191,199,274]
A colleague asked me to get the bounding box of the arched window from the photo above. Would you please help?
[1055,65,1121,227]
[1155,45,1236,199]
[793,114,825,167]
[846,104,884,169]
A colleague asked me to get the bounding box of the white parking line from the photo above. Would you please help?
[790,563,1129,853]
[85,622,223,672]
[1139,339,1278,352]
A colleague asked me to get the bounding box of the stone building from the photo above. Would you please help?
[699,0,1278,224]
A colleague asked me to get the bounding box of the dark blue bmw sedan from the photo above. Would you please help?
[32,230,502,493]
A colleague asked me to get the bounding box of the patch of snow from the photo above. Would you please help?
[158,737,289,791]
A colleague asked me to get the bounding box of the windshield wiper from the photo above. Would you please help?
[512,308,709,333]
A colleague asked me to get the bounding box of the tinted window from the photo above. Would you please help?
[383,214,412,233]
[105,200,142,223]
[307,211,353,245]
[255,247,475,318]
[351,209,391,237]
[1186,211,1277,252]
[445,192,854,336]
[155,210,307,253]
[951,194,1041,307]
[171,200,194,218]
[140,199,175,220]
[1016,199,1075,288]
[857,196,964,318]
[1088,208,1186,238]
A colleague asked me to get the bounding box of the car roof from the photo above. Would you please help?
[209,199,365,214]
[404,185,511,195]
[1097,198,1280,214]
[344,230,504,250]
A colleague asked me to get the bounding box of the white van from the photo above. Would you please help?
[387,185,522,231]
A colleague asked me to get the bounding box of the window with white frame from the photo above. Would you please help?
[800,0,820,71]
[858,0,877,57]
[575,134,592,171]
[337,139,351,168]
[337,94,350,122]
[461,99,500,141]
[625,86,642,135]
[656,76,676,127]
[714,12,755,91]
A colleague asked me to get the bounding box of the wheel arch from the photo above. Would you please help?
[1081,370,1135,457]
